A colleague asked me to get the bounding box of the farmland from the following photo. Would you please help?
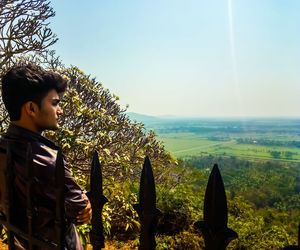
[159,132,300,161]
[128,114,300,162]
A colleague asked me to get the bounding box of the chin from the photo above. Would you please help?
[48,125,59,131]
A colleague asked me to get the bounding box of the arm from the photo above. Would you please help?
[32,144,92,223]
[63,166,92,224]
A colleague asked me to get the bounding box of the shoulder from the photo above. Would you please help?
[32,142,57,164]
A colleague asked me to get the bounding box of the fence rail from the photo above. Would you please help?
[0,143,299,249]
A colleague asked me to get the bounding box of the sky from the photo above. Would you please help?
[49,0,300,118]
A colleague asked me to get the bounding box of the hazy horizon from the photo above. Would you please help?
[50,0,300,117]
[127,112,300,119]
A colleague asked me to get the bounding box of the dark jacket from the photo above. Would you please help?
[0,124,87,249]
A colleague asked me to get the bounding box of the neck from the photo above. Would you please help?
[11,121,42,135]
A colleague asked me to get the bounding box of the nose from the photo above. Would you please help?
[57,105,63,116]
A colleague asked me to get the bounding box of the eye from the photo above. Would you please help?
[52,99,60,106]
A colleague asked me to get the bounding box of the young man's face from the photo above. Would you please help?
[34,89,63,133]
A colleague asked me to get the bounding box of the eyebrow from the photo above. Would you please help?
[52,98,60,103]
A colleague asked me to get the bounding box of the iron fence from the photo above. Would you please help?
[0,142,299,249]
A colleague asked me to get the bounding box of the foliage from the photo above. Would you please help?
[103,181,140,240]
[156,230,204,250]
[188,155,300,210]
[0,0,57,69]
[76,224,91,250]
[0,224,6,241]
[270,150,281,158]
[156,183,204,235]
[237,137,300,148]
[227,196,297,249]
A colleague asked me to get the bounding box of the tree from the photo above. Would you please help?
[0,0,57,70]
[270,150,281,159]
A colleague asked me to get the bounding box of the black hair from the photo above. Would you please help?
[1,64,67,121]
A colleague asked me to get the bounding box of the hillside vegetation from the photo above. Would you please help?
[126,115,300,249]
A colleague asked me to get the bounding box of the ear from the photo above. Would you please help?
[23,102,38,117]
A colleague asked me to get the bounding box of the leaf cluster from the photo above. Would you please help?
[0,0,57,70]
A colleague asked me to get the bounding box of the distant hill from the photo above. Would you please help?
[126,113,300,135]
[127,112,185,123]
[127,112,158,123]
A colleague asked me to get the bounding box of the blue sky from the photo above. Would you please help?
[50,0,300,117]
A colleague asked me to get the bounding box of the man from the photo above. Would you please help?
[0,64,92,249]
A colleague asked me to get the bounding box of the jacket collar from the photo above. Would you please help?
[6,124,59,150]
[7,124,41,142]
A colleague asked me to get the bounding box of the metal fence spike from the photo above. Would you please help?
[90,151,108,250]
[134,156,162,250]
[194,164,237,250]
[140,156,156,212]
[205,164,228,230]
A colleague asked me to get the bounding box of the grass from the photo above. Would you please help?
[159,133,224,153]
[158,132,300,161]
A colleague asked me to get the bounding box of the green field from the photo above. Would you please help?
[159,132,300,162]
[128,115,300,162]
[131,117,300,162]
